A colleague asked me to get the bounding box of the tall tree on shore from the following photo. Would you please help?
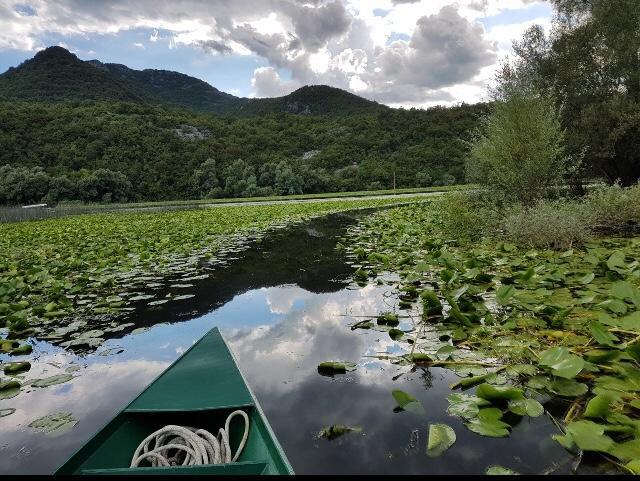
[499,0,640,186]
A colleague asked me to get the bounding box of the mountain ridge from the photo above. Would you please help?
[0,46,387,116]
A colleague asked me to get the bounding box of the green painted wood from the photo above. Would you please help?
[55,327,293,475]
[127,327,253,411]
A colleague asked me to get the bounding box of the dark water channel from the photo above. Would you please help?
[1,210,578,475]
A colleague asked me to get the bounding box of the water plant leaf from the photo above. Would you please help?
[426,423,456,457]
[3,361,31,374]
[0,380,20,399]
[421,290,443,315]
[29,412,78,436]
[388,329,405,341]
[539,347,584,379]
[496,285,516,305]
[606,251,627,273]
[547,378,588,397]
[447,393,489,419]
[407,353,433,363]
[609,281,640,306]
[486,466,520,475]
[578,273,595,285]
[553,420,614,453]
[608,439,640,463]
[31,374,74,388]
[317,362,357,375]
[584,393,616,418]
[392,390,425,415]
[589,321,619,347]
[465,408,510,438]
[507,398,544,417]
[0,408,16,417]
[476,383,524,402]
[318,425,362,440]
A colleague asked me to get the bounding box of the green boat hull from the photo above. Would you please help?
[55,327,293,475]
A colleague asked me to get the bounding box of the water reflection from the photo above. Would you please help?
[0,211,576,475]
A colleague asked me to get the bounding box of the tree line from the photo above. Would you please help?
[0,100,486,204]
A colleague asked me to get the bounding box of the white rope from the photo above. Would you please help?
[130,410,250,468]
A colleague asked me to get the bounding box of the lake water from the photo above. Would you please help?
[0,211,583,474]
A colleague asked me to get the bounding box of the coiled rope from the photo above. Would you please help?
[130,410,250,468]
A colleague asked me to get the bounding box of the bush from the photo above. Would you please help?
[583,182,640,233]
[466,90,569,205]
[438,192,501,242]
[503,199,591,249]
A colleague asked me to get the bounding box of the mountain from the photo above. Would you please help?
[0,46,387,116]
[240,85,386,116]
[87,60,243,114]
[0,46,147,102]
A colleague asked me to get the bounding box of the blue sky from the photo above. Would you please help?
[0,0,553,106]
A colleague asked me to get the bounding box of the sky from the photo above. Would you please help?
[0,0,553,108]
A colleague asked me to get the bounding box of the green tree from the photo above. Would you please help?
[44,175,76,203]
[466,90,567,205]
[77,169,132,203]
[273,161,303,195]
[223,159,259,197]
[415,171,433,187]
[502,0,640,185]
[192,158,221,198]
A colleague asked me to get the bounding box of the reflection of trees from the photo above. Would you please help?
[417,367,432,390]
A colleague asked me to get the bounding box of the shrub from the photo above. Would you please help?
[583,182,640,234]
[503,199,591,249]
[466,90,569,205]
[438,192,501,242]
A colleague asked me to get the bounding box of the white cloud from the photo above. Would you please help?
[251,66,298,97]
[0,0,553,106]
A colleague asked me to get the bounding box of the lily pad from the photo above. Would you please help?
[553,420,614,453]
[465,408,510,438]
[29,412,78,436]
[507,398,544,417]
[392,389,425,415]
[539,347,584,379]
[318,425,362,440]
[0,408,16,417]
[3,362,31,374]
[31,374,74,388]
[486,465,520,475]
[317,362,357,375]
[426,423,456,457]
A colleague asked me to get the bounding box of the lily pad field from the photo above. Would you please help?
[1,192,639,475]
[0,197,420,351]
[337,200,640,474]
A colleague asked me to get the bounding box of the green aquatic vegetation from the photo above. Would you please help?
[0,408,15,417]
[30,374,74,387]
[28,412,78,436]
[317,425,363,440]
[0,379,20,399]
[3,361,31,374]
[392,389,425,415]
[426,423,456,457]
[317,362,357,375]
[0,196,428,351]
[342,201,640,473]
[486,465,520,475]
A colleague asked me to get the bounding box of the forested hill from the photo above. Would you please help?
[0,46,488,205]
[0,46,386,116]
[0,100,488,203]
